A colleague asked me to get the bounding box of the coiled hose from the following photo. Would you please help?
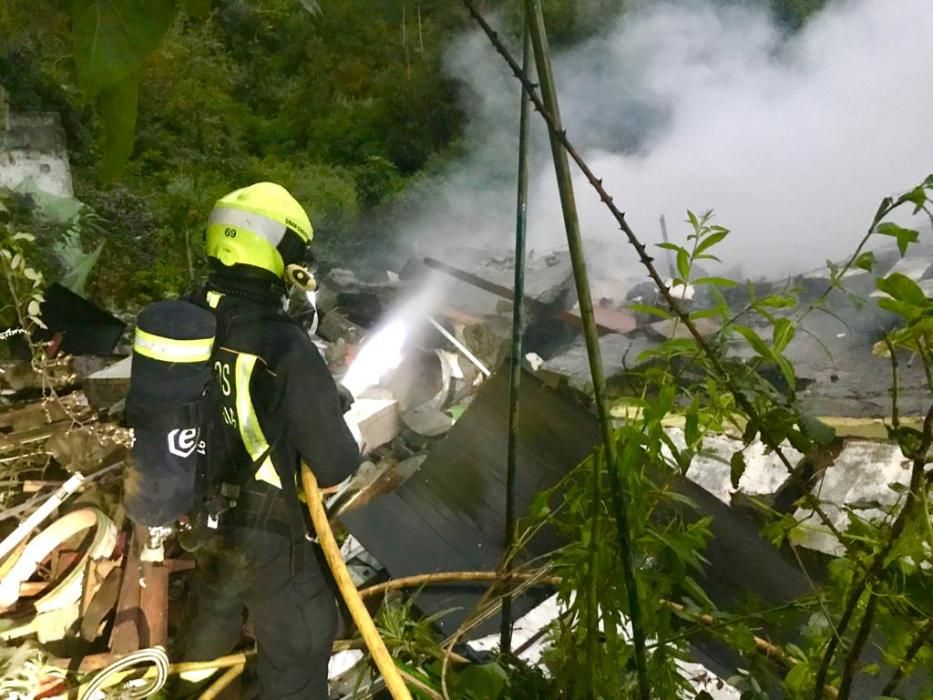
[80,646,169,699]
[301,463,412,700]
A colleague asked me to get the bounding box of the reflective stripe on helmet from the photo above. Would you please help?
[208,206,288,247]
[134,328,213,363]
[234,353,282,489]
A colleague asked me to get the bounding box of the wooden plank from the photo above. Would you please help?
[0,400,68,431]
[49,652,116,674]
[138,561,169,648]
[23,480,64,493]
[109,534,142,655]
[0,420,75,453]
[109,528,172,651]
[423,257,633,335]
[81,564,122,641]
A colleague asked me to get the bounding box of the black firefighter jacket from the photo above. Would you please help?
[192,284,359,518]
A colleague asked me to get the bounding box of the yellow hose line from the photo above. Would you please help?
[301,463,412,700]
[172,652,253,676]
[358,570,562,599]
[198,663,245,700]
[73,641,367,696]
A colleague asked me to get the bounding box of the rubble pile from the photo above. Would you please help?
[0,259,513,698]
[0,243,928,698]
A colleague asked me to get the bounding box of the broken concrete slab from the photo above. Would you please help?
[84,356,131,411]
[790,440,914,555]
[669,429,802,505]
[71,356,124,382]
[344,398,400,455]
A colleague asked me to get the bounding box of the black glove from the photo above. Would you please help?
[337,384,355,414]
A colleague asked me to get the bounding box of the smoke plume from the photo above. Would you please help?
[400,0,933,282]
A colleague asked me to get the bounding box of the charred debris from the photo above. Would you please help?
[0,242,929,696]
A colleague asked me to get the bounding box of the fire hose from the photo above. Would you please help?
[300,462,413,700]
[58,466,412,699]
[80,647,169,699]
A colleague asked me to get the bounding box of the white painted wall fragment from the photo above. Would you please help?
[791,440,912,555]
[0,111,73,197]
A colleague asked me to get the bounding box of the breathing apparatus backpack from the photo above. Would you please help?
[124,295,300,547]
[123,301,216,529]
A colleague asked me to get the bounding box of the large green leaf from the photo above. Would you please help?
[449,662,508,699]
[876,272,927,307]
[72,0,176,97]
[97,72,139,181]
[874,221,919,256]
[799,415,836,446]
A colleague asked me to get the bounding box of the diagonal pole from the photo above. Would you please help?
[464,0,853,560]
[522,2,650,697]
[499,22,532,656]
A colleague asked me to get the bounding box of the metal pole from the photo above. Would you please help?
[499,24,531,656]
[523,2,650,697]
[427,317,491,377]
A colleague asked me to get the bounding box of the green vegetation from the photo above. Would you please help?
[364,177,933,700]
[0,0,828,310]
[1,0,471,308]
[8,3,922,698]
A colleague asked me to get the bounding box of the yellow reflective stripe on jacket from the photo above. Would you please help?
[134,328,213,363]
[206,291,223,309]
[234,353,282,489]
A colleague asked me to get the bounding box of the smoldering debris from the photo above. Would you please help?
[1,240,930,697]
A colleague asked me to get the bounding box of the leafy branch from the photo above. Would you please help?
[462,0,856,559]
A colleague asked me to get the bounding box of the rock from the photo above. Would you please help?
[402,406,454,437]
[326,268,360,289]
[317,310,365,345]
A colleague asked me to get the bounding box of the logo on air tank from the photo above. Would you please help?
[168,428,200,458]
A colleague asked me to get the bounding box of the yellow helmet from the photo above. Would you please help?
[205,182,316,290]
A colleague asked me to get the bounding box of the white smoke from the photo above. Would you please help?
[401,0,933,280]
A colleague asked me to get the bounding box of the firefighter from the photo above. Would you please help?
[178,182,359,699]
